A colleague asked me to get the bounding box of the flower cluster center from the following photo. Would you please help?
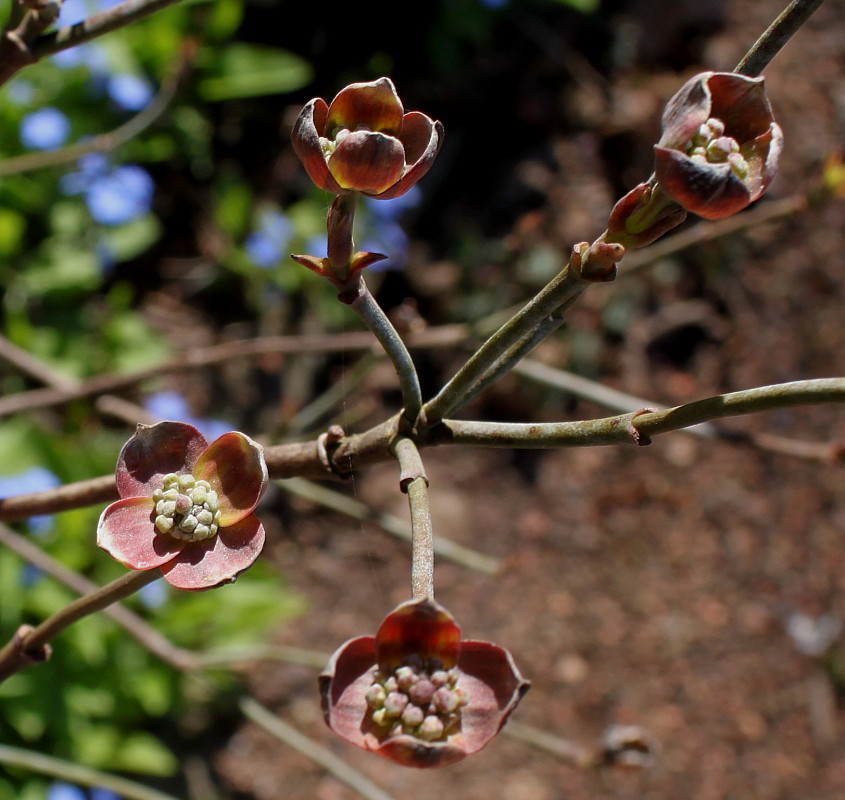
[152,473,221,542]
[365,655,468,743]
[686,117,749,179]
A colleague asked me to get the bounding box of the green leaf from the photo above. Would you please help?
[198,44,313,101]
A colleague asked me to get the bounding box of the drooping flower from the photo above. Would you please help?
[320,598,529,768]
[292,77,444,199]
[97,421,268,591]
[653,71,783,220]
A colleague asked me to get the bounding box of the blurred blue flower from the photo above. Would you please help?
[46,782,87,800]
[479,0,509,7]
[363,184,421,222]
[245,208,294,269]
[302,233,327,258]
[21,563,43,588]
[20,108,71,150]
[86,165,154,225]
[7,79,35,106]
[107,74,154,111]
[51,42,109,73]
[91,789,124,800]
[144,391,231,443]
[61,156,154,226]
[138,578,168,610]
[0,466,60,535]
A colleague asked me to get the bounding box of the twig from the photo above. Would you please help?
[0,569,160,683]
[735,0,826,77]
[32,0,185,59]
[4,378,845,521]
[0,327,467,419]
[348,279,423,426]
[434,378,845,449]
[239,697,399,800]
[424,249,590,424]
[0,521,196,670]
[278,476,500,575]
[392,437,434,600]
[0,744,181,800]
[503,721,594,768]
[0,51,184,177]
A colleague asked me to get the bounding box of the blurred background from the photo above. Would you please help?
[2,0,845,797]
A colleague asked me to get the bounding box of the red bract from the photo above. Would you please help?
[292,77,444,199]
[320,598,529,768]
[654,71,783,220]
[97,421,268,591]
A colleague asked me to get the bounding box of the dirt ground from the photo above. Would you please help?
[215,1,845,797]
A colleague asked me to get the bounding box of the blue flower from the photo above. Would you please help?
[138,579,168,610]
[90,789,124,800]
[46,782,87,800]
[0,466,60,535]
[245,209,294,269]
[363,184,421,222]
[106,74,154,111]
[85,165,154,225]
[20,108,71,150]
[61,156,154,226]
[144,391,232,443]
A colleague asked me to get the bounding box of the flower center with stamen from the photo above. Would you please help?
[365,655,469,742]
[685,117,749,180]
[152,473,222,542]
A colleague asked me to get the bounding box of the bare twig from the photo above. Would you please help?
[0,521,196,670]
[279,476,500,575]
[0,327,467,419]
[0,51,185,177]
[0,569,160,683]
[239,697,399,800]
[0,745,181,800]
[735,0,826,77]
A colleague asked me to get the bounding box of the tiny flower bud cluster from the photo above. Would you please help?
[687,117,749,180]
[366,655,468,742]
[152,473,221,542]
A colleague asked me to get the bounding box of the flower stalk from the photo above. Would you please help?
[392,436,434,600]
[348,280,423,427]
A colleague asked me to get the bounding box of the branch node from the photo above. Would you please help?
[13,625,51,664]
[316,426,351,479]
[627,407,660,446]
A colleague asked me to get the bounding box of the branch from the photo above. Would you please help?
[0,568,160,683]
[434,378,845,449]
[239,697,399,800]
[0,745,181,800]
[735,0,826,77]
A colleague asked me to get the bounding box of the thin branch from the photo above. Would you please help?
[735,0,826,77]
[0,327,467,419]
[0,745,181,800]
[239,697,399,800]
[0,51,184,177]
[0,569,159,683]
[434,378,845,449]
[392,436,434,600]
[0,521,196,670]
[32,0,185,59]
[348,279,423,426]
[279,476,499,575]
[424,249,590,424]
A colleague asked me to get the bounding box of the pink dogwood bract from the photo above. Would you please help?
[292,77,443,199]
[654,71,783,220]
[97,421,268,591]
[320,598,530,768]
